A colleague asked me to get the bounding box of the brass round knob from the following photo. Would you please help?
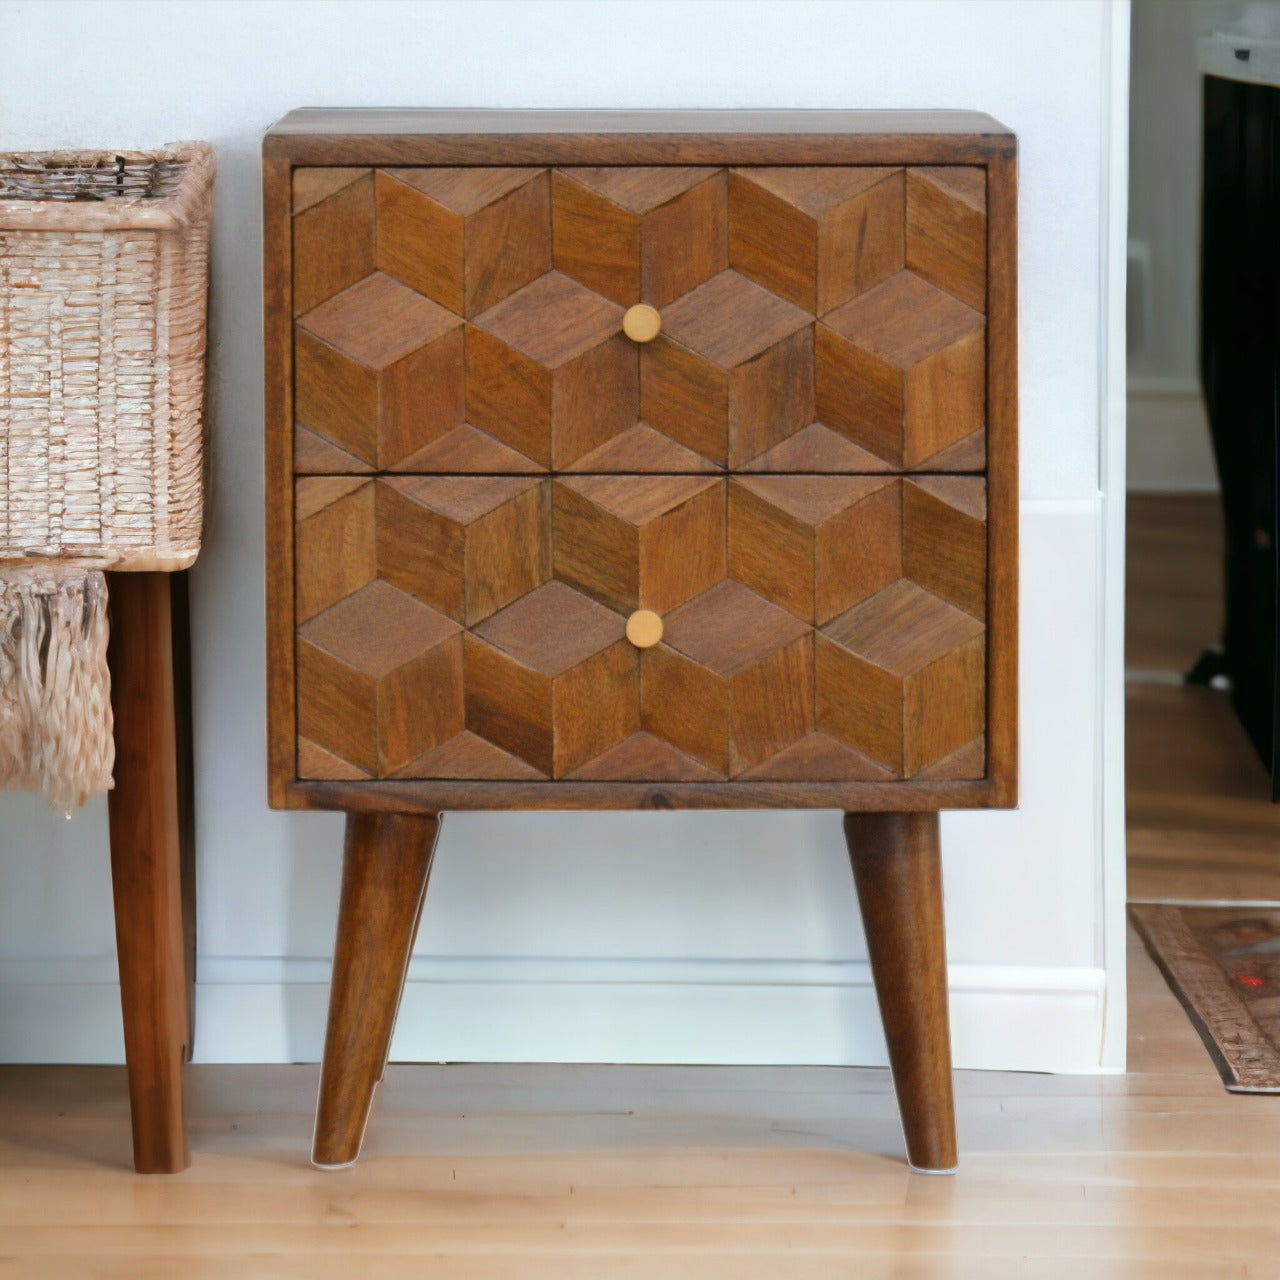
[622,303,662,344]
[625,609,664,649]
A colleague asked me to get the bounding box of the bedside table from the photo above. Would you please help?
[263,109,1017,1173]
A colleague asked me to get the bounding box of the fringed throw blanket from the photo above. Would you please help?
[0,566,113,812]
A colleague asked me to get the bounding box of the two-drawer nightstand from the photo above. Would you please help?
[263,109,1017,1172]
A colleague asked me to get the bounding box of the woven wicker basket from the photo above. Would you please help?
[0,142,213,810]
[0,142,214,569]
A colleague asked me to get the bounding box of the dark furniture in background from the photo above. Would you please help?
[1202,70,1280,801]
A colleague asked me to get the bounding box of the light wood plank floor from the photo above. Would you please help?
[1125,491,1223,677]
[1126,493,1280,904]
[1128,682,1280,903]
[4,928,1279,1280]
[2,493,1278,1277]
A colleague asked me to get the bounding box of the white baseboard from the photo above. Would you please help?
[0,956,1111,1074]
[1127,379,1218,492]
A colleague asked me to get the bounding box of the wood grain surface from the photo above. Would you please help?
[817,271,985,469]
[906,167,987,313]
[5,917,1277,1279]
[844,811,956,1172]
[292,471,989,786]
[266,122,1018,810]
[313,812,441,1168]
[376,167,550,317]
[467,273,636,469]
[1126,492,1223,675]
[553,475,725,614]
[982,148,1018,807]
[728,475,901,624]
[645,271,814,467]
[105,572,189,1175]
[1122,494,1280,903]
[553,167,726,307]
[729,166,905,314]
[291,169,373,316]
[377,476,550,625]
[264,153,297,805]
[11,660,1280,1272]
[264,108,1016,166]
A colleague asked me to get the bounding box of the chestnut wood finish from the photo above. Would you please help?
[983,148,1018,807]
[264,109,1018,166]
[844,811,956,1173]
[277,148,1007,795]
[292,474,987,783]
[264,111,1017,1174]
[313,812,441,1168]
[170,571,198,1055]
[105,572,191,1175]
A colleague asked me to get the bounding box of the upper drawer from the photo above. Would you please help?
[291,166,988,476]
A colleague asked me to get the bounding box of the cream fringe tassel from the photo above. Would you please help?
[0,566,113,812]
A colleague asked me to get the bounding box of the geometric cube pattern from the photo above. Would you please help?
[466,272,636,470]
[292,165,987,476]
[290,164,990,786]
[728,167,906,315]
[643,270,815,468]
[296,272,463,471]
[552,167,727,308]
[816,580,984,780]
[816,273,985,471]
[296,579,464,779]
[553,475,725,615]
[463,581,638,780]
[294,474,986,782]
[642,580,816,779]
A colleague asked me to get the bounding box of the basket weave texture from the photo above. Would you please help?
[0,142,213,809]
[0,142,214,569]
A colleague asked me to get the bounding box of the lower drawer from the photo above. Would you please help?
[292,474,987,784]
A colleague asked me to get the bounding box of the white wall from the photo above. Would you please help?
[0,0,1129,1073]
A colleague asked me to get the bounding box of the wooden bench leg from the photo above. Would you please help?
[313,812,441,1169]
[170,570,197,1060]
[106,572,190,1174]
[844,811,957,1174]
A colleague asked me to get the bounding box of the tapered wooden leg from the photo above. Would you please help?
[106,572,189,1174]
[170,570,197,1059]
[844,811,957,1174]
[313,812,441,1169]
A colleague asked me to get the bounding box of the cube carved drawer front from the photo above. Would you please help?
[264,110,1017,1174]
[290,163,988,478]
[294,474,988,784]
